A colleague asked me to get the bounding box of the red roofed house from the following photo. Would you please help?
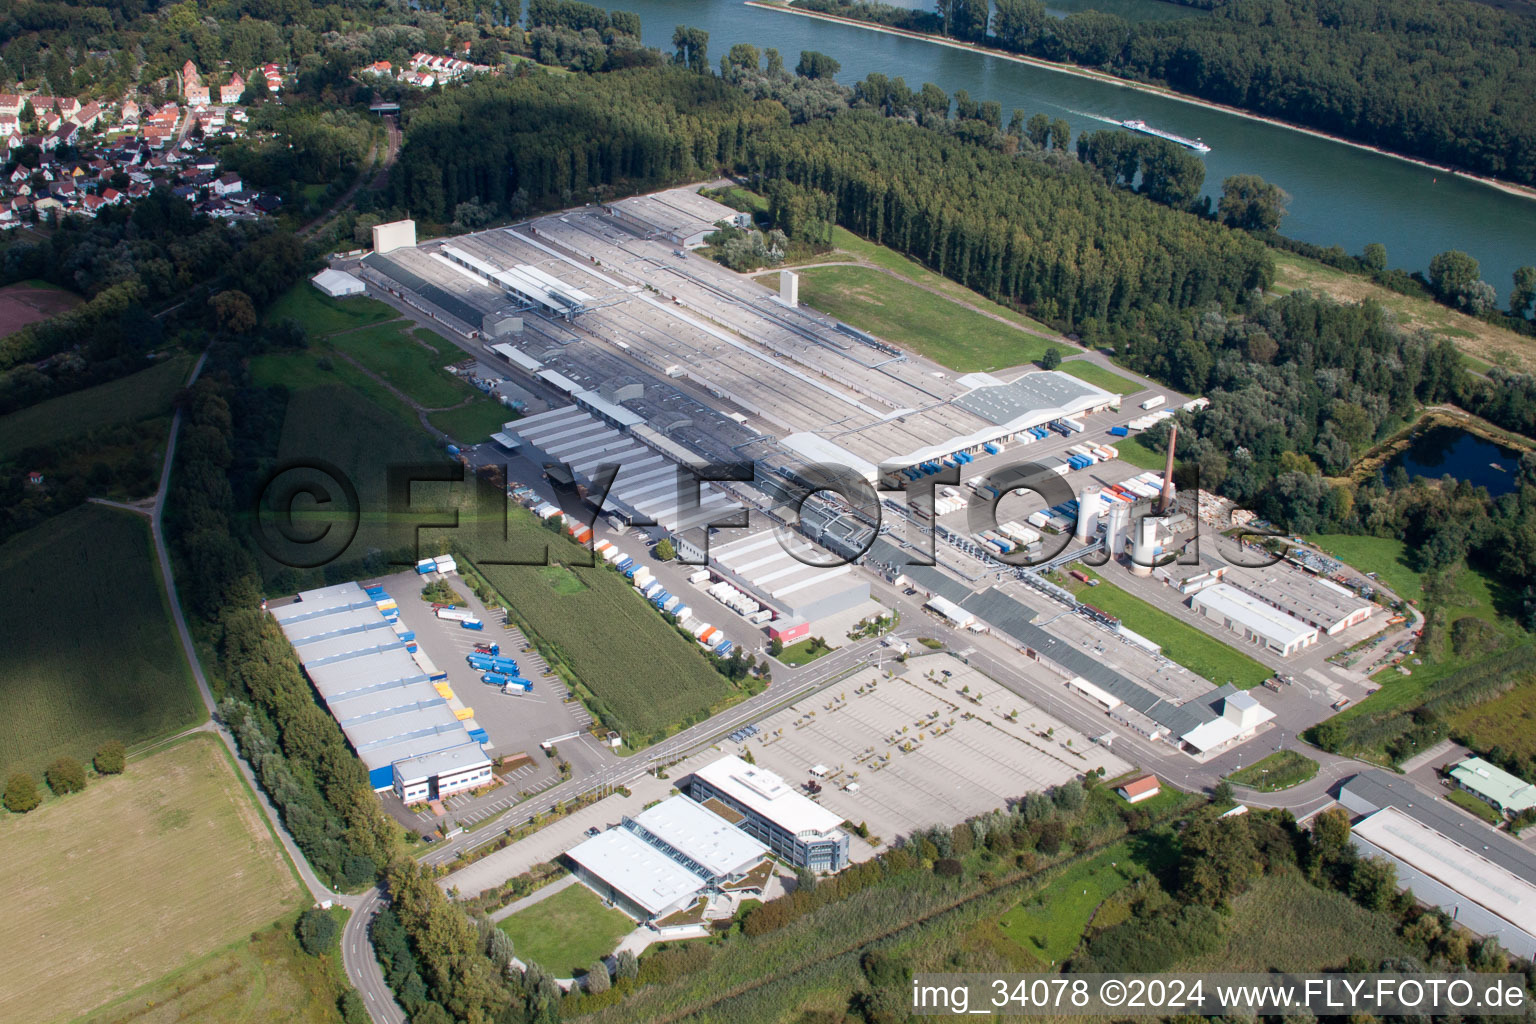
[71,101,101,129]
[119,98,140,124]
[182,60,201,85]
[0,94,20,117]
[364,60,392,76]
[185,83,210,107]
[220,73,245,104]
[1116,775,1162,804]
[57,97,80,118]
[0,114,16,138]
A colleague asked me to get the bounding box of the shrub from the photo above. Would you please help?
[45,756,87,795]
[934,857,963,877]
[3,772,40,813]
[94,740,127,775]
[298,907,340,955]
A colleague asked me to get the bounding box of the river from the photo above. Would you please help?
[614,0,1535,301]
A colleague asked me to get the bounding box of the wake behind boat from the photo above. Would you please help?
[1121,118,1211,154]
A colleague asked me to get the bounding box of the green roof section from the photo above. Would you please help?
[1449,757,1536,814]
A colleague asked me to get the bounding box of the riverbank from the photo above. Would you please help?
[747,0,1536,205]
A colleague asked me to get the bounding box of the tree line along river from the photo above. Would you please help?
[615,0,1536,302]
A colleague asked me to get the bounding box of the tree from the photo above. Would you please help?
[1312,806,1352,862]
[654,537,675,560]
[1025,112,1050,149]
[585,960,611,993]
[486,927,515,969]
[768,637,784,656]
[1212,780,1234,805]
[616,949,639,980]
[796,51,841,80]
[1218,174,1290,231]
[993,0,1047,50]
[4,772,40,813]
[1511,265,1536,319]
[1040,346,1062,370]
[45,756,86,795]
[94,740,126,776]
[1428,250,1481,303]
[298,907,340,955]
[1362,242,1388,271]
[1049,118,1070,151]
[210,290,257,334]
[671,26,708,74]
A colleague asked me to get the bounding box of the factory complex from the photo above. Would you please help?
[271,580,493,804]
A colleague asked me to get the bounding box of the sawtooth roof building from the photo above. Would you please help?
[270,582,490,802]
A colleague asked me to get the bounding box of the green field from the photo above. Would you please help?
[997,840,1152,964]
[1448,679,1536,760]
[819,226,1056,335]
[1446,788,1505,825]
[1114,433,1166,471]
[1182,872,1412,972]
[0,354,192,462]
[1304,533,1423,604]
[327,322,471,409]
[455,514,736,743]
[496,882,635,978]
[264,279,397,335]
[0,505,202,778]
[777,640,832,666]
[1066,568,1272,689]
[1057,359,1140,397]
[252,380,443,580]
[1225,750,1319,791]
[794,264,1052,371]
[0,735,304,1024]
[429,398,513,442]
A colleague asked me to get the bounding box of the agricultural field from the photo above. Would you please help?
[0,735,304,1024]
[0,353,192,462]
[0,505,201,778]
[793,264,1053,372]
[455,513,736,742]
[496,882,635,978]
[0,278,80,339]
[80,914,349,1024]
[996,840,1148,964]
[1056,359,1140,397]
[1181,872,1412,972]
[1065,568,1272,689]
[1225,750,1319,792]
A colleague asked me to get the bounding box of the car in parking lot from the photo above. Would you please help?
[584,826,601,837]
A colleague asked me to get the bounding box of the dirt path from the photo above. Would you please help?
[299,114,400,239]
[329,348,477,438]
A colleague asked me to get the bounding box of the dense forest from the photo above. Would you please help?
[797,0,1536,186]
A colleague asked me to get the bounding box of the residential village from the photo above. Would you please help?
[0,60,285,229]
[361,45,493,88]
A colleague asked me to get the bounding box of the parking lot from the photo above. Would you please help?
[378,569,619,826]
[730,654,1131,841]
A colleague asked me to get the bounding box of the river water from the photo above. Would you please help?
[615,0,1535,301]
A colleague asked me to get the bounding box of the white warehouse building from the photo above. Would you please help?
[565,795,770,922]
[1189,582,1319,656]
